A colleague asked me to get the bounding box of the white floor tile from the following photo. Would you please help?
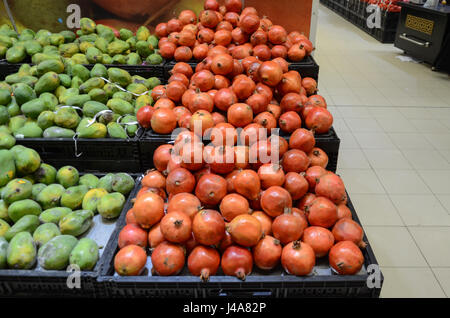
[375,170,431,195]
[390,195,450,226]
[353,132,397,149]
[433,268,450,297]
[402,150,450,170]
[339,169,386,194]
[350,194,404,226]
[417,170,450,194]
[345,118,384,133]
[388,133,435,150]
[337,149,371,170]
[409,227,450,267]
[364,149,413,170]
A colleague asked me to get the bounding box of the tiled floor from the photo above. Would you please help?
[316,5,450,298]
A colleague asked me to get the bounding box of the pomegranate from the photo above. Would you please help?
[190,110,214,135]
[234,169,261,200]
[268,134,288,157]
[151,108,177,134]
[218,231,233,252]
[306,196,338,228]
[315,173,347,205]
[159,42,177,59]
[189,91,214,113]
[329,241,364,275]
[214,88,238,111]
[254,112,277,131]
[214,75,230,89]
[220,193,251,222]
[258,163,285,189]
[253,235,282,270]
[272,57,289,73]
[268,25,287,44]
[174,46,193,62]
[193,43,209,60]
[288,44,306,61]
[169,73,190,88]
[227,103,253,127]
[246,93,269,115]
[188,246,221,282]
[332,218,366,248]
[280,92,303,113]
[153,144,173,173]
[221,245,252,280]
[252,211,273,236]
[177,30,196,47]
[284,172,309,200]
[279,111,302,133]
[204,0,219,10]
[305,107,333,134]
[155,23,169,38]
[217,20,233,32]
[214,29,232,47]
[133,192,165,229]
[239,14,260,34]
[151,242,185,276]
[273,209,308,245]
[148,223,165,249]
[190,70,215,92]
[271,45,287,58]
[231,29,250,46]
[234,146,250,169]
[302,226,335,257]
[282,149,310,173]
[260,186,292,217]
[126,209,137,225]
[198,28,215,44]
[114,245,147,276]
[142,170,166,189]
[305,166,328,191]
[179,9,197,25]
[118,224,148,249]
[200,10,220,28]
[231,75,256,100]
[208,146,236,174]
[278,71,302,96]
[281,241,315,276]
[225,0,243,13]
[211,53,233,75]
[258,61,283,87]
[298,193,317,211]
[289,128,316,153]
[192,209,226,246]
[307,95,327,108]
[227,214,262,247]
[337,204,352,220]
[195,173,227,206]
[308,148,329,168]
[251,29,268,46]
[210,123,237,147]
[136,105,154,129]
[224,12,240,27]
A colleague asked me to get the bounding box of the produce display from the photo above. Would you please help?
[0,19,163,65]
[0,61,161,139]
[0,144,135,271]
[155,0,314,62]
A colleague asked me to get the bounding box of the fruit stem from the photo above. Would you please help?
[200,268,210,282]
[292,240,301,249]
[235,268,246,281]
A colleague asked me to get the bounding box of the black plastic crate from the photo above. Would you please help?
[288,55,320,81]
[15,135,142,173]
[0,174,142,298]
[0,60,23,79]
[97,189,383,298]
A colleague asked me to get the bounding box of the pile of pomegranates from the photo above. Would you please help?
[114,131,366,280]
[156,0,314,63]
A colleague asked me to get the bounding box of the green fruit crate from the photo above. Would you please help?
[97,186,383,298]
[0,174,142,298]
[139,127,340,173]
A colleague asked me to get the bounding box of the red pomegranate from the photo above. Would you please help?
[315,173,347,205]
[188,245,221,282]
[281,241,315,276]
[227,214,262,247]
[329,241,364,275]
[282,149,311,173]
[195,173,227,206]
[272,209,308,245]
[234,169,261,201]
[302,226,335,257]
[192,209,226,246]
[118,224,148,249]
[253,235,282,270]
[306,197,338,228]
[260,186,292,217]
[151,242,186,276]
[221,245,253,280]
[332,218,366,248]
[160,211,192,243]
[114,245,147,276]
[284,172,309,200]
[220,193,251,222]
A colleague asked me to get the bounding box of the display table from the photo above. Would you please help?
[394,2,450,69]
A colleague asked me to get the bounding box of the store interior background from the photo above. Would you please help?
[315,3,450,298]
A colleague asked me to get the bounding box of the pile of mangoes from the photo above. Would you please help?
[0,19,163,65]
[0,144,135,270]
[0,60,160,139]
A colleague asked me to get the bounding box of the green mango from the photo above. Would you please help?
[70,238,99,270]
[19,29,35,41]
[13,83,36,105]
[55,86,67,100]
[17,64,31,77]
[60,30,77,43]
[101,54,113,65]
[7,75,38,88]
[59,210,93,237]
[33,163,57,185]
[121,115,138,137]
[6,46,26,63]
[136,41,152,58]
[0,82,11,92]
[87,88,108,104]
[97,174,114,192]
[79,174,99,190]
[131,75,148,87]
[94,37,108,54]
[0,106,9,125]
[0,45,6,58]
[31,53,60,65]
[37,59,65,76]
[49,33,65,46]
[71,64,90,82]
[35,72,60,95]
[14,122,43,138]
[31,183,47,201]
[147,53,163,65]
[86,47,103,64]
[54,107,81,129]
[0,132,15,149]
[107,98,134,115]
[0,150,16,187]
[42,45,59,55]
[126,37,137,51]
[0,125,11,134]
[39,207,72,224]
[29,66,38,77]
[1,178,32,204]
[4,215,40,241]
[11,146,41,175]
[43,126,76,138]
[148,77,161,89]
[58,74,72,88]
[112,173,135,195]
[98,111,119,125]
[65,94,90,107]
[119,28,134,41]
[107,40,129,55]
[135,94,153,109]
[107,122,128,139]
[36,184,65,210]
[96,24,115,41]
[0,199,10,222]
[20,98,46,119]
[90,64,108,78]
[82,101,108,118]
[112,91,133,103]
[38,235,78,270]
[8,115,27,134]
[97,192,126,219]
[7,98,20,117]
[80,18,96,35]
[33,223,61,248]
[148,35,159,49]
[22,175,35,185]
[37,111,55,130]
[136,26,150,41]
[103,83,119,98]
[126,52,142,65]
[59,87,79,104]
[59,43,79,58]
[0,88,12,105]
[0,35,13,48]
[77,34,98,44]
[0,220,10,237]
[108,67,131,87]
[79,77,104,94]
[0,237,8,268]
[7,232,36,269]
[77,121,107,139]
[126,83,147,95]
[111,54,126,64]
[81,188,108,213]
[39,92,58,111]
[60,185,89,210]
[7,199,42,223]
[56,166,79,189]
